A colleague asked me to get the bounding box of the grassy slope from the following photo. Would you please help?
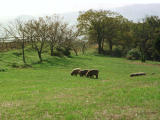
[0,50,160,120]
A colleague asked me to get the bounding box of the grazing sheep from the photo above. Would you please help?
[71,68,81,76]
[79,70,89,77]
[86,70,99,79]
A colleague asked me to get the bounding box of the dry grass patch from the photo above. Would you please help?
[95,106,159,120]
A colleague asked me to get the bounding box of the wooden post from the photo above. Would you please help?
[130,72,146,77]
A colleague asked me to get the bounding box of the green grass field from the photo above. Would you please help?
[0,50,160,120]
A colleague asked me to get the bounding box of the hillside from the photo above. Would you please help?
[0,49,160,119]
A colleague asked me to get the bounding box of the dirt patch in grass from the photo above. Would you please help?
[42,111,52,119]
[95,106,159,120]
[0,101,21,108]
[101,80,110,82]
[127,61,160,67]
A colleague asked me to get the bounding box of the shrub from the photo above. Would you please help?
[56,47,71,57]
[112,47,123,57]
[126,48,141,60]
[0,68,7,72]
[11,63,20,68]
[12,52,22,57]
[102,47,123,57]
[63,48,71,57]
[56,47,64,52]
[53,51,64,57]
[21,64,32,68]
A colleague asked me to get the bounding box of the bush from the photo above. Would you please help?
[102,47,123,57]
[21,64,32,68]
[56,47,64,52]
[53,51,64,57]
[126,48,141,60]
[112,47,123,57]
[0,68,7,72]
[63,48,71,57]
[56,47,71,57]
[12,52,22,57]
[11,63,20,68]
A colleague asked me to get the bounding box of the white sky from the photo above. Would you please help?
[0,0,160,17]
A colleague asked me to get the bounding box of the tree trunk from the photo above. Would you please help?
[22,42,26,64]
[108,39,113,53]
[73,48,78,56]
[141,50,146,62]
[38,51,42,63]
[141,54,146,62]
[98,40,103,54]
[22,34,26,64]
[97,33,103,54]
[101,38,105,52]
[140,41,146,63]
[50,45,54,56]
[98,45,102,54]
[82,44,85,54]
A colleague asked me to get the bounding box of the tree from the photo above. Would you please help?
[116,18,134,53]
[77,9,120,54]
[46,15,62,56]
[154,35,160,54]
[133,16,160,62]
[2,19,27,64]
[61,26,80,56]
[25,17,48,63]
[103,16,122,53]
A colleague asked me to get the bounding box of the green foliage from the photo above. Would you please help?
[56,47,71,57]
[12,52,22,57]
[77,12,160,62]
[63,48,71,57]
[132,16,160,62]
[11,62,20,68]
[112,47,123,57]
[101,47,123,57]
[53,50,64,57]
[77,9,121,54]
[154,35,160,54]
[126,48,141,60]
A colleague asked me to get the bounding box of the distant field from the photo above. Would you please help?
[0,50,160,120]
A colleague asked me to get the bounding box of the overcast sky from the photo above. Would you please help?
[1,0,160,17]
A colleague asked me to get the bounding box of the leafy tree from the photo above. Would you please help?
[77,9,120,54]
[103,16,121,53]
[154,35,160,54]
[117,18,134,53]
[134,16,160,62]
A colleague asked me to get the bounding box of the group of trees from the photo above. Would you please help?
[1,9,160,64]
[1,15,87,64]
[77,9,160,62]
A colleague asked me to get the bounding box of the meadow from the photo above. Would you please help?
[0,50,160,120]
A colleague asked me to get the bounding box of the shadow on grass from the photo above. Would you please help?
[31,56,92,68]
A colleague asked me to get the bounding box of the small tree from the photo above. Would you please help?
[62,26,80,56]
[46,15,62,56]
[2,19,27,64]
[25,18,48,63]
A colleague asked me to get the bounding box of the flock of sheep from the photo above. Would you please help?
[71,68,99,79]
